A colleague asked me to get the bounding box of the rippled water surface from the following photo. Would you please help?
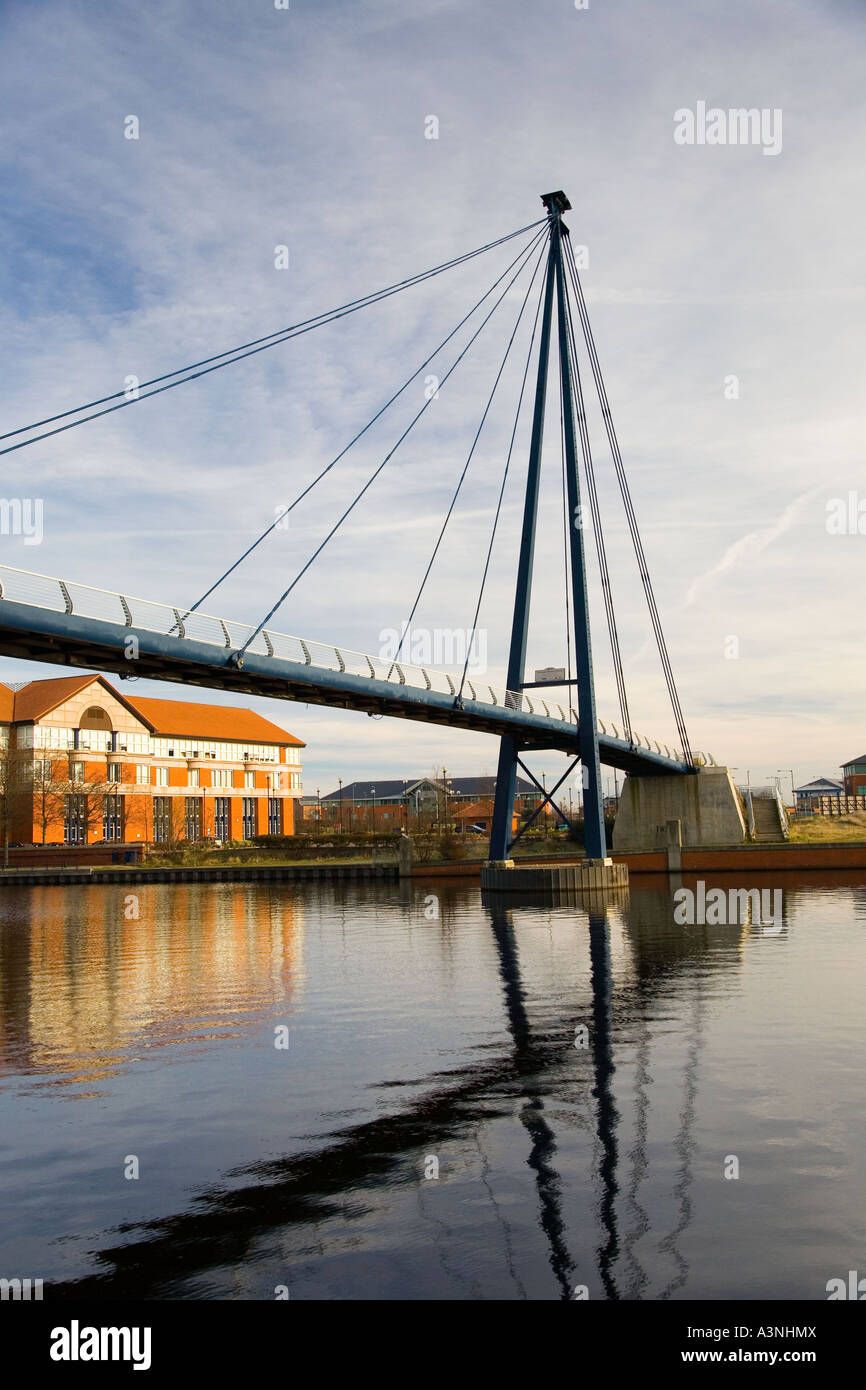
[1,873,864,1300]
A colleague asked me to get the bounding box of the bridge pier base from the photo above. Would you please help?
[612,766,746,852]
[481,857,628,899]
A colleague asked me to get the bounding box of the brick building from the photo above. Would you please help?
[316,774,543,831]
[0,674,304,846]
[841,754,866,798]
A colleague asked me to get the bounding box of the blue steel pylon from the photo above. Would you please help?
[488,191,607,863]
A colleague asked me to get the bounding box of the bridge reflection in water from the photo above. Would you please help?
[2,874,863,1300]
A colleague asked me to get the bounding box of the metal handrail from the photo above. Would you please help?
[0,564,688,760]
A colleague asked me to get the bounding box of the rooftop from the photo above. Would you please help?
[322,775,538,801]
[0,676,304,747]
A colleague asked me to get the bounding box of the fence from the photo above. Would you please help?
[815,795,866,816]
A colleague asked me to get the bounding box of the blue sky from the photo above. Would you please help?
[1,0,864,797]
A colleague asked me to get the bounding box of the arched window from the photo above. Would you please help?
[80,706,112,731]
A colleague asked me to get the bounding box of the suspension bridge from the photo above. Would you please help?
[0,190,734,869]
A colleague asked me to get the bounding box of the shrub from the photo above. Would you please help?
[438,834,467,861]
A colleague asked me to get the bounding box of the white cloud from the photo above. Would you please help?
[1,0,864,790]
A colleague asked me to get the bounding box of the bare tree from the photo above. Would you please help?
[58,754,114,844]
[0,740,31,867]
[32,757,73,845]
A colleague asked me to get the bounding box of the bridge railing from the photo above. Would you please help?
[0,565,707,764]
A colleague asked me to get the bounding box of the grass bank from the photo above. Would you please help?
[787,813,866,844]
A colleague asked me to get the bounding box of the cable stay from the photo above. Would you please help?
[454,255,549,709]
[562,232,692,763]
[181,224,548,620]
[560,248,632,744]
[559,385,575,723]
[234,226,548,659]
[388,236,548,681]
[0,216,547,458]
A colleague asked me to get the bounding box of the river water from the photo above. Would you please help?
[1,872,864,1301]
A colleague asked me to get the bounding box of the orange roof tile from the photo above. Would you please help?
[454,799,494,819]
[121,695,304,746]
[4,674,304,747]
[10,673,110,723]
[0,682,14,723]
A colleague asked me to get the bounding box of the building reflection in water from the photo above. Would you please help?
[0,884,304,1089]
[11,871,812,1300]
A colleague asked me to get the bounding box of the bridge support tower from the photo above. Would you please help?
[486,191,623,896]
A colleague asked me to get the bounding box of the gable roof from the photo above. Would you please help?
[794,778,844,793]
[120,695,304,746]
[841,755,866,766]
[10,673,120,724]
[3,674,303,747]
[322,774,536,800]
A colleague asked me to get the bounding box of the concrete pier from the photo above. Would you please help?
[481,857,628,895]
[612,765,746,852]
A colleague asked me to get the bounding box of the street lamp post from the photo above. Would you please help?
[371,785,376,832]
[338,777,343,833]
[777,768,795,809]
[316,787,321,827]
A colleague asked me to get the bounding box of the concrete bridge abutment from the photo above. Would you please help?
[612,766,746,853]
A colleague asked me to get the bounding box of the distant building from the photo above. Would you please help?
[792,777,844,810]
[0,674,304,846]
[317,774,543,830]
[841,756,866,798]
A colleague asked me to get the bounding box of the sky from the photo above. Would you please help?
[0,0,863,801]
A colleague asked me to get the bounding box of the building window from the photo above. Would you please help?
[107,762,122,783]
[242,797,256,839]
[268,798,283,834]
[189,769,200,787]
[64,793,87,844]
[290,772,301,790]
[212,769,230,787]
[268,771,282,790]
[71,762,85,783]
[153,797,172,843]
[136,764,149,785]
[214,797,230,840]
[184,797,201,842]
[103,795,124,841]
[858,785,866,796]
[155,767,169,787]
[244,771,254,789]
[34,726,76,750]
[34,759,52,783]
